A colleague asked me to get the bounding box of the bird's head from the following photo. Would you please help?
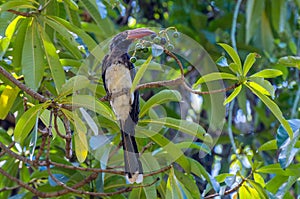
[109,28,155,54]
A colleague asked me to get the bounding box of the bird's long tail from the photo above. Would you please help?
[120,118,143,184]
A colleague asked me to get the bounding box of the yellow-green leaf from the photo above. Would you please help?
[243,53,257,76]
[14,104,48,144]
[193,72,237,88]
[131,55,152,93]
[250,69,283,78]
[246,83,293,138]
[0,85,20,119]
[218,43,242,74]
[223,85,242,105]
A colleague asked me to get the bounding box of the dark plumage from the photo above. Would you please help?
[102,28,155,183]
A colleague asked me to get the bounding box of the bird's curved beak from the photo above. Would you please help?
[127,28,155,39]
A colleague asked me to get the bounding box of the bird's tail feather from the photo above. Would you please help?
[120,119,143,184]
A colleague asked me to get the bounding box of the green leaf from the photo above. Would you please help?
[257,163,300,176]
[39,25,66,94]
[246,83,293,138]
[166,167,192,199]
[14,103,48,144]
[247,81,273,97]
[243,53,258,76]
[176,142,211,154]
[224,84,242,105]
[174,170,200,198]
[258,139,277,151]
[12,17,29,68]
[265,175,288,194]
[238,185,259,199]
[277,119,300,168]
[22,19,45,91]
[189,158,220,192]
[0,15,23,59]
[135,59,163,71]
[65,0,79,10]
[0,1,36,12]
[58,75,90,98]
[250,69,283,78]
[248,180,269,199]
[131,55,152,93]
[193,72,237,88]
[0,85,20,119]
[245,0,264,44]
[218,43,242,74]
[79,0,104,27]
[278,56,300,69]
[68,95,115,122]
[140,89,182,117]
[139,117,210,142]
[47,16,97,51]
[43,16,83,59]
[137,127,190,173]
[61,109,88,163]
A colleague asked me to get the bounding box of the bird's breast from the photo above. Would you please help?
[105,63,134,121]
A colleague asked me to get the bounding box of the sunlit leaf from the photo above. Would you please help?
[243,53,258,76]
[247,81,272,97]
[250,69,283,78]
[246,83,293,138]
[218,43,242,74]
[224,84,242,105]
[0,85,19,119]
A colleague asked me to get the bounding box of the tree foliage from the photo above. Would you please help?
[0,0,299,198]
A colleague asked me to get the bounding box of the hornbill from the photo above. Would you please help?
[102,28,155,183]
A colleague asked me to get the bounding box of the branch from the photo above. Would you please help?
[0,66,48,102]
